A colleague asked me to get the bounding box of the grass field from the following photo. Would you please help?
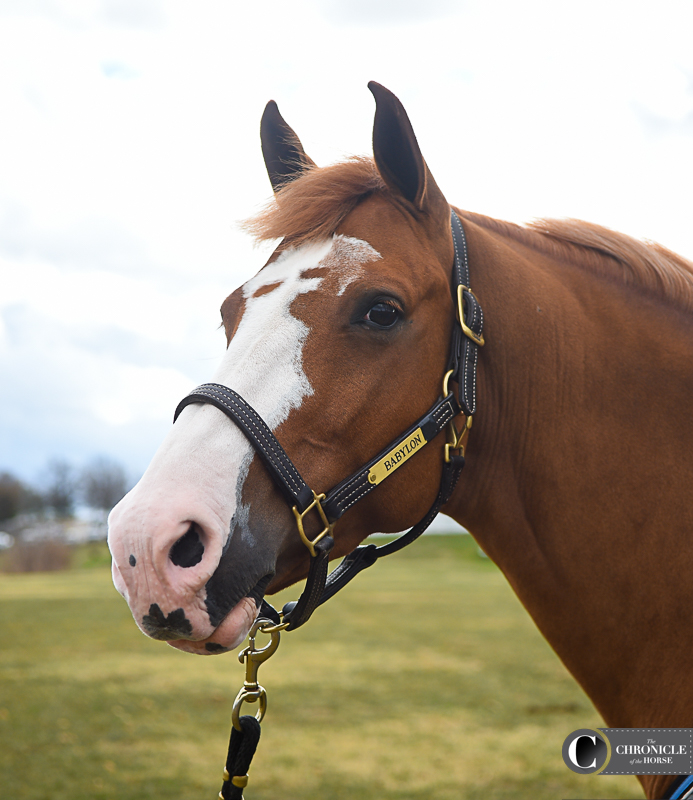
[0,535,641,800]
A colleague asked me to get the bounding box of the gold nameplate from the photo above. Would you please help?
[367,427,427,486]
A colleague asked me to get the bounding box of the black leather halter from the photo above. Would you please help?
[173,210,484,631]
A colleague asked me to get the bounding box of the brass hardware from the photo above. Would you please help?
[457,285,485,347]
[442,369,454,397]
[443,367,473,461]
[232,775,249,788]
[231,619,282,731]
[231,683,267,732]
[292,490,335,558]
[367,427,427,486]
[258,620,290,634]
[445,415,472,463]
[223,768,230,782]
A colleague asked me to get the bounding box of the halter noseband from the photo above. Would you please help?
[173,210,484,631]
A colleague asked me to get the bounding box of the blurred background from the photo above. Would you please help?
[2,2,689,797]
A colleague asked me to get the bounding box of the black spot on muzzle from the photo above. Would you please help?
[142,603,193,640]
[205,642,229,653]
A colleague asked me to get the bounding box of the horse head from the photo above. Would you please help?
[107,83,462,654]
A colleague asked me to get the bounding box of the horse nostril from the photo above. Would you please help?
[169,524,205,568]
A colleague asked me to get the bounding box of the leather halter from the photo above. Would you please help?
[173,210,484,631]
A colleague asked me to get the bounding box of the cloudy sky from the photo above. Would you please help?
[1,0,693,485]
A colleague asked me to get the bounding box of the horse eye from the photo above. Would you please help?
[364,302,399,328]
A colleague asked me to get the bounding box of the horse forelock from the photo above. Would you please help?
[242,157,387,248]
[462,210,693,314]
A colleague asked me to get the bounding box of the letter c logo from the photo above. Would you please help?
[569,735,596,768]
[562,729,610,774]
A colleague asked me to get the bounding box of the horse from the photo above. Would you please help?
[107,82,693,800]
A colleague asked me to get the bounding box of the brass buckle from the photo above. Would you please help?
[457,284,485,347]
[292,490,335,558]
[445,414,472,463]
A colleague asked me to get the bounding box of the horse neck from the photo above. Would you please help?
[446,217,693,747]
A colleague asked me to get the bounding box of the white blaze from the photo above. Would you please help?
[206,234,381,544]
[108,234,381,614]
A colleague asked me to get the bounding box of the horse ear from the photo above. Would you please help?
[260,100,317,193]
[368,81,447,217]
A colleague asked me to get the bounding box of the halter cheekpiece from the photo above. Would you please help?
[173,209,484,632]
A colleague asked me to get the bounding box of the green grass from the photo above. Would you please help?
[0,536,641,799]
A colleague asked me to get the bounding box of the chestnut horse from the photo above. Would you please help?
[107,83,693,799]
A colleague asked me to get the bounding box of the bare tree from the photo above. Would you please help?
[0,472,24,523]
[0,472,45,524]
[43,459,76,518]
[81,457,128,512]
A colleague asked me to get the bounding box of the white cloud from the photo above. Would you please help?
[91,362,193,426]
[318,0,463,26]
[98,0,165,31]
[100,60,140,79]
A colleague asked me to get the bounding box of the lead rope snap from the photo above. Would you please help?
[219,619,284,799]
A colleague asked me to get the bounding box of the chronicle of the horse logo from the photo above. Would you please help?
[562,729,693,776]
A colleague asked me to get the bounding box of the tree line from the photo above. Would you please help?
[0,457,130,524]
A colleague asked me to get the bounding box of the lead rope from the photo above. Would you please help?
[219,618,284,799]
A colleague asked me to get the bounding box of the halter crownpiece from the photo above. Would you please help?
[173,209,484,631]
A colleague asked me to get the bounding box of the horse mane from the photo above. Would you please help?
[463,212,693,314]
[244,157,693,313]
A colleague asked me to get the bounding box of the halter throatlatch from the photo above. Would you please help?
[173,210,484,798]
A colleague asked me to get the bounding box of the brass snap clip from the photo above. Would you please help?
[441,369,472,463]
[445,414,472,463]
[231,619,282,731]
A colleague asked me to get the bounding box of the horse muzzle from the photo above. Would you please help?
[108,484,278,655]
